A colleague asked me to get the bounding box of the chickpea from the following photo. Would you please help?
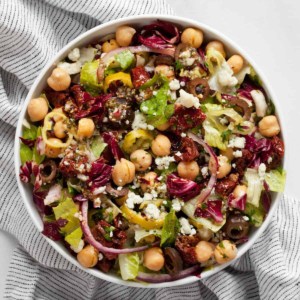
[77,245,99,268]
[77,118,95,139]
[143,247,165,271]
[195,241,215,263]
[155,65,175,80]
[214,240,237,264]
[227,54,244,74]
[233,184,247,198]
[151,134,171,156]
[141,171,157,192]
[206,40,226,58]
[115,25,136,47]
[197,226,213,241]
[102,39,119,53]
[47,67,71,91]
[258,115,280,137]
[181,28,204,48]
[112,158,135,186]
[44,138,63,158]
[53,121,67,139]
[209,155,231,179]
[27,97,49,122]
[177,160,200,181]
[156,121,170,131]
[220,147,234,161]
[130,149,152,172]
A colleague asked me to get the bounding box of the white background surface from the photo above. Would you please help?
[0,0,299,297]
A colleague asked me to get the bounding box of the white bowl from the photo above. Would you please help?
[14,14,285,288]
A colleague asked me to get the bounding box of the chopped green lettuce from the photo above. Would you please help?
[244,168,263,208]
[160,210,180,247]
[203,119,227,150]
[182,197,226,232]
[265,169,286,193]
[140,80,174,127]
[80,60,102,95]
[32,127,45,164]
[119,252,140,280]
[134,229,162,243]
[20,144,33,164]
[90,136,107,159]
[23,124,38,140]
[53,196,83,248]
[244,202,265,227]
[115,50,135,70]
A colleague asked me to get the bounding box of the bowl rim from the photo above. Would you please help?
[14,14,285,288]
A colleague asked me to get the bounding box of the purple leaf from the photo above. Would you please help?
[167,173,201,201]
[195,200,223,223]
[42,222,62,241]
[228,193,247,211]
[19,161,42,191]
[20,137,35,148]
[102,132,124,161]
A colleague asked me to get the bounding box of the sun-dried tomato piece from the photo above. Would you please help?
[96,256,115,273]
[233,149,253,176]
[175,235,200,265]
[215,173,239,196]
[169,105,206,134]
[174,137,199,162]
[131,66,150,89]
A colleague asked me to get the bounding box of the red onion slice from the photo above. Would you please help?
[101,45,175,65]
[80,201,158,254]
[187,133,218,207]
[136,265,201,283]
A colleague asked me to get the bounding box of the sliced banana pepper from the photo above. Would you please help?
[122,129,153,154]
[42,111,73,148]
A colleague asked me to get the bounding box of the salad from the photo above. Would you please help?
[19,20,286,283]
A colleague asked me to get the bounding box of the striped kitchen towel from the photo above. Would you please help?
[0,0,299,299]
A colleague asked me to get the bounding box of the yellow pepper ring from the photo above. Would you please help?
[139,199,163,210]
[120,205,165,230]
[122,129,154,154]
[104,72,133,92]
[42,111,73,148]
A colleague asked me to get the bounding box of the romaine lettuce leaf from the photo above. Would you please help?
[90,136,107,159]
[134,229,162,243]
[119,252,140,280]
[265,169,286,193]
[160,210,180,247]
[80,60,102,95]
[23,124,38,140]
[115,50,135,70]
[20,144,33,164]
[65,227,83,249]
[244,168,263,208]
[244,202,265,227]
[140,80,174,127]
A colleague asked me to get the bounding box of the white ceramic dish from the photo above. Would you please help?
[14,14,285,288]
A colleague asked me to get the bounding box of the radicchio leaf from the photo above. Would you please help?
[137,20,179,53]
[20,137,35,148]
[228,193,247,211]
[42,218,68,241]
[19,161,42,191]
[88,158,112,193]
[166,173,201,201]
[194,199,223,223]
[102,132,124,161]
[33,191,53,216]
[237,80,266,101]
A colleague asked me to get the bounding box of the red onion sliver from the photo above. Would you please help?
[80,201,159,254]
[101,45,175,65]
[136,265,201,283]
[187,133,218,207]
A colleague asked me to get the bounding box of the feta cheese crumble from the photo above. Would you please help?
[172,199,184,212]
[132,110,154,131]
[68,48,80,62]
[233,150,243,158]
[228,136,246,148]
[201,166,209,178]
[179,217,196,236]
[144,204,160,220]
[169,79,180,90]
[125,191,144,209]
[258,163,267,181]
[176,89,200,109]
[155,156,176,170]
[267,156,273,164]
